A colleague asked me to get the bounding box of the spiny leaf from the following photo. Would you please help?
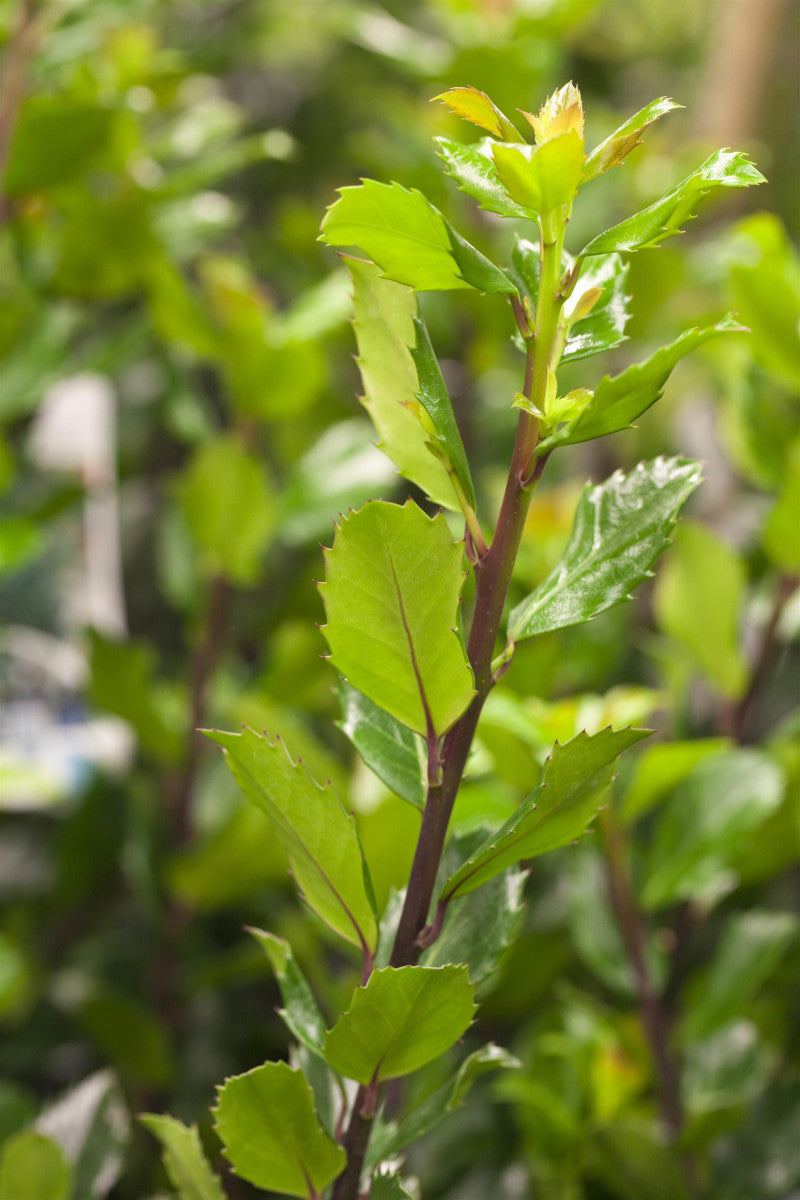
[441,727,650,901]
[214,1062,345,1198]
[435,137,536,220]
[320,179,515,293]
[347,256,460,510]
[337,680,426,810]
[319,500,475,738]
[435,86,523,141]
[206,727,378,953]
[539,315,746,451]
[140,1115,225,1200]
[322,965,476,1084]
[508,457,702,640]
[409,314,476,507]
[247,928,326,1055]
[583,97,682,182]
[580,149,765,256]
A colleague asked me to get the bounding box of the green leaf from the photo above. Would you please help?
[337,681,426,810]
[492,132,584,214]
[0,1132,71,1200]
[37,1070,130,1200]
[641,750,785,909]
[653,521,748,699]
[508,457,702,641]
[435,86,524,141]
[580,149,765,256]
[409,315,476,508]
[582,98,682,182]
[88,631,183,764]
[764,439,800,573]
[207,727,378,952]
[680,910,798,1042]
[177,436,274,585]
[585,1120,689,1200]
[367,1043,519,1166]
[435,137,535,219]
[621,738,732,823]
[541,317,745,451]
[347,257,461,509]
[370,1169,414,1200]
[562,253,631,362]
[442,727,650,902]
[319,500,475,738]
[246,928,325,1055]
[728,214,800,389]
[140,1115,225,1200]
[214,1062,345,1198]
[320,180,515,293]
[323,965,476,1084]
[3,98,117,195]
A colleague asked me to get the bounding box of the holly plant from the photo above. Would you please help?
[142,83,763,1199]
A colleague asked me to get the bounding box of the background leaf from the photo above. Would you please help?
[0,1132,71,1200]
[140,1115,225,1200]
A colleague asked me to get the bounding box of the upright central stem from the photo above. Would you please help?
[333,213,566,1200]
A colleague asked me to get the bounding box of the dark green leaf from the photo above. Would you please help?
[442,727,650,901]
[247,928,325,1055]
[140,1115,225,1200]
[214,1062,346,1198]
[586,1120,689,1200]
[410,315,476,507]
[683,1020,775,1115]
[319,500,475,738]
[580,149,765,256]
[582,98,682,182]
[323,966,476,1084]
[641,750,785,909]
[320,180,515,293]
[508,458,702,640]
[435,137,535,219]
[207,728,378,952]
[337,681,426,810]
[88,631,183,764]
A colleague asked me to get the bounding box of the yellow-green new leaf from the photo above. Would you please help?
[323,966,476,1084]
[206,728,378,953]
[319,501,475,738]
[583,98,682,182]
[492,132,584,215]
[321,180,515,294]
[435,86,523,141]
[214,1062,345,1199]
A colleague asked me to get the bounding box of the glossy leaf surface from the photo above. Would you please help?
[435,137,535,219]
[320,500,475,737]
[581,149,764,256]
[337,681,426,809]
[442,727,650,901]
[410,315,476,507]
[641,751,785,909]
[321,180,515,293]
[247,929,325,1055]
[582,97,681,182]
[214,1062,345,1198]
[508,458,702,640]
[323,965,475,1084]
[140,1115,225,1200]
[562,253,631,362]
[435,86,523,140]
[207,728,378,952]
[348,257,459,509]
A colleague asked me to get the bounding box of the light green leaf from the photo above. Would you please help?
[214,1062,345,1198]
[3,97,116,195]
[582,98,682,182]
[641,750,785,909]
[562,253,631,362]
[247,929,325,1055]
[621,737,732,823]
[540,316,746,452]
[409,315,476,507]
[347,257,460,509]
[320,180,515,293]
[442,727,650,902]
[681,910,798,1041]
[435,137,536,219]
[764,439,800,573]
[323,966,475,1084]
[370,1169,414,1200]
[654,521,748,699]
[728,214,800,389]
[581,149,765,256]
[319,500,475,738]
[337,681,426,809]
[140,1115,225,1200]
[0,1132,71,1200]
[177,436,274,585]
[206,727,378,952]
[508,457,702,640]
[367,1043,519,1166]
[492,132,584,214]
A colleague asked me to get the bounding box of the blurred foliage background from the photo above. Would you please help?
[0,0,798,1197]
